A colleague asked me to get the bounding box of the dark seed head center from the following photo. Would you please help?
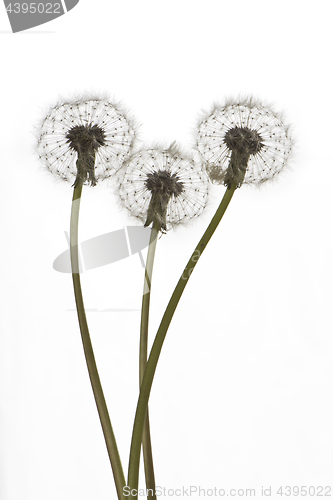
[66,124,105,188]
[224,126,263,155]
[145,170,184,198]
[66,124,106,154]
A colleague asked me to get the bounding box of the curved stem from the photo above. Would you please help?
[70,184,126,500]
[140,222,160,500]
[127,184,237,498]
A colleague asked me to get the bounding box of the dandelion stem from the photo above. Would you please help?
[70,184,126,500]
[140,221,160,500]
[128,183,237,498]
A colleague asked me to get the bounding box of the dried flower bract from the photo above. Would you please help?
[196,97,293,188]
[37,96,136,187]
[117,144,209,232]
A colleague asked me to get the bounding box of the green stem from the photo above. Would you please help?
[140,222,160,500]
[128,184,237,498]
[70,184,126,500]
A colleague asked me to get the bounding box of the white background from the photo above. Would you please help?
[1,1,332,499]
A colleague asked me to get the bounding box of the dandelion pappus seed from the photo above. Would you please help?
[196,97,293,189]
[37,96,136,187]
[116,144,209,232]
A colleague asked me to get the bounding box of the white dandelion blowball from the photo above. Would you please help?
[117,144,209,232]
[37,96,136,187]
[196,97,294,188]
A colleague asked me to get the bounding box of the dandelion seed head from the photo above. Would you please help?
[117,144,209,231]
[37,96,136,187]
[196,96,293,188]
